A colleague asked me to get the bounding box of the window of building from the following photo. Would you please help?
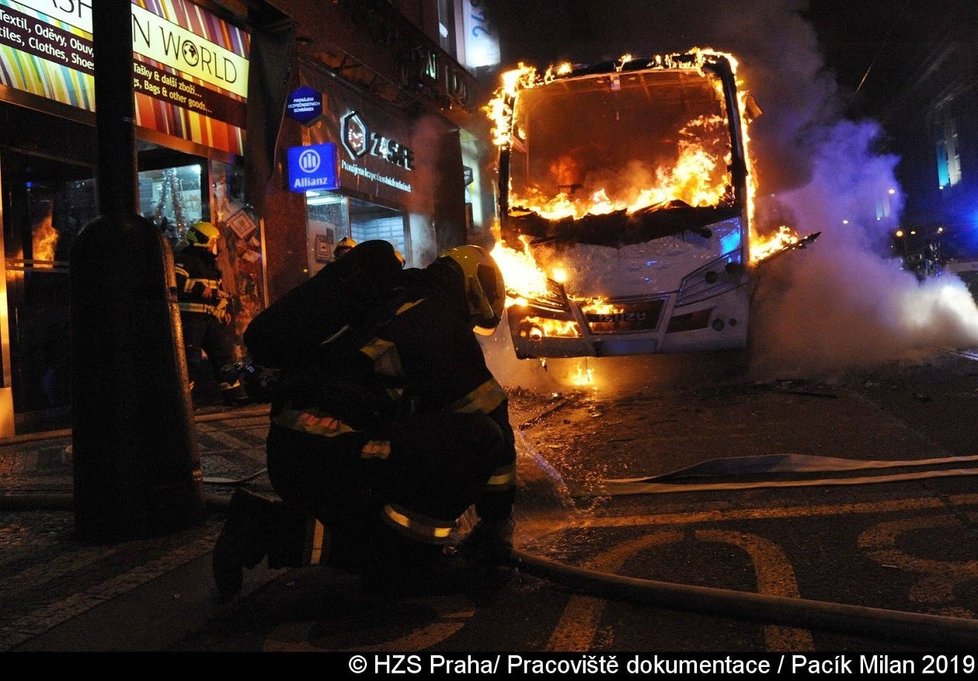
[936,113,961,190]
[437,0,455,53]
[304,193,409,273]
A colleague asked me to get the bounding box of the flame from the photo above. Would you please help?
[32,215,59,268]
[486,50,794,304]
[490,236,623,316]
[580,298,622,316]
[485,50,760,232]
[750,225,800,262]
[570,359,595,388]
[491,236,550,304]
[521,316,581,339]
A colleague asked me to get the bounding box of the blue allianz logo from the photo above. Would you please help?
[287,143,338,192]
[298,149,322,173]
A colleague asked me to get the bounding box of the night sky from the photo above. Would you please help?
[480,0,967,119]
[477,0,971,197]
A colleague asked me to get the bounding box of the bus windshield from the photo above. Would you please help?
[508,67,734,228]
[489,54,754,360]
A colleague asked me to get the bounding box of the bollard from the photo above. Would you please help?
[70,212,206,541]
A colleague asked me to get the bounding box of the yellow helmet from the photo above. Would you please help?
[438,245,506,335]
[334,236,357,258]
[187,221,220,254]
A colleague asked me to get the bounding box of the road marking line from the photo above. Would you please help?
[546,531,682,651]
[696,529,813,651]
[859,513,978,618]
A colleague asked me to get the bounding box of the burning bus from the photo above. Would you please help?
[488,51,766,359]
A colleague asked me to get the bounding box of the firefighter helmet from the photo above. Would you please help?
[334,236,357,258]
[187,221,220,255]
[438,245,506,335]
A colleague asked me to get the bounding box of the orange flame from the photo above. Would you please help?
[32,216,59,268]
[520,316,581,339]
[750,225,800,262]
[491,236,551,304]
[580,298,622,316]
[570,359,595,387]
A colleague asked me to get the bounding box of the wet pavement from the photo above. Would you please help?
[5,356,978,654]
[0,397,570,653]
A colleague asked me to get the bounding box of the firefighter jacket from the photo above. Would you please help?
[272,272,514,448]
[174,246,230,323]
[268,261,517,544]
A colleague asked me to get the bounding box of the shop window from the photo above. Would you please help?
[1,152,97,425]
[305,193,408,271]
[936,113,961,190]
[437,0,455,53]
[138,162,208,247]
[350,198,407,258]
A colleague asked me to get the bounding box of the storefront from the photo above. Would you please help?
[0,0,254,434]
[257,0,497,302]
[257,71,465,301]
[0,0,496,435]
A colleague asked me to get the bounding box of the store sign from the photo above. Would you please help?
[287,143,338,192]
[340,110,414,170]
[285,85,323,125]
[0,0,249,155]
[131,4,248,98]
[461,0,500,69]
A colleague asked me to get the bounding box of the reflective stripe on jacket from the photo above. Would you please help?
[272,406,359,437]
[444,377,508,415]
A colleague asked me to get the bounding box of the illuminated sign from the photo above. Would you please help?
[340,110,414,170]
[130,4,247,97]
[287,143,338,192]
[0,0,249,155]
[461,0,499,69]
[286,85,323,125]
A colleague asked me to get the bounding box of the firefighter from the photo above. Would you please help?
[212,242,516,597]
[174,221,248,406]
[334,235,357,259]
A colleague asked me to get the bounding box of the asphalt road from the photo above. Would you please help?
[6,351,978,654]
[173,350,978,653]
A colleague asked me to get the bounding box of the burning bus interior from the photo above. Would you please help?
[504,64,736,239]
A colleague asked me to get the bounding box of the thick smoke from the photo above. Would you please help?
[480,0,978,390]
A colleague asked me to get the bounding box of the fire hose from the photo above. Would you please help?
[509,548,978,650]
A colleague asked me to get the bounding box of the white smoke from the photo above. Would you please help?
[749,120,978,379]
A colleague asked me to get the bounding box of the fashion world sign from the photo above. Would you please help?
[0,0,249,154]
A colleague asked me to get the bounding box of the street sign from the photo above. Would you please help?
[285,86,324,125]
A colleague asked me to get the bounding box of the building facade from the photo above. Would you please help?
[859,2,978,265]
[0,0,500,435]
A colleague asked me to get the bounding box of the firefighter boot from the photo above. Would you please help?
[219,380,250,406]
[360,526,462,597]
[212,490,276,598]
[457,515,514,567]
